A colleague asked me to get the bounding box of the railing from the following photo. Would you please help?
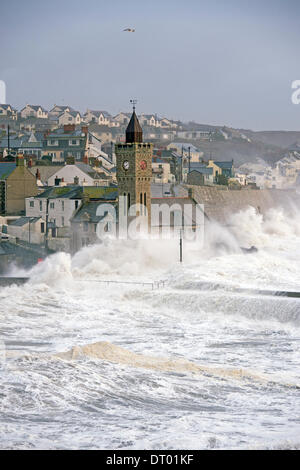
[76,279,166,289]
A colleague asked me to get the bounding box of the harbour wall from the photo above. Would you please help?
[186,186,300,223]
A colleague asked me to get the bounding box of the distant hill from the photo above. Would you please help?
[174,123,300,167]
[240,130,300,149]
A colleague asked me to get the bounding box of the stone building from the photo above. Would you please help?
[115,107,153,227]
[0,156,38,215]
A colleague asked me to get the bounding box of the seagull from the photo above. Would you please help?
[123,28,135,32]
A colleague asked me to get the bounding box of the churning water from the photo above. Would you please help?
[0,206,300,449]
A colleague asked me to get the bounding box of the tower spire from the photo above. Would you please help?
[126,99,143,143]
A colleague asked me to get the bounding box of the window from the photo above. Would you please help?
[30,201,34,207]
[61,201,64,211]
[50,202,55,209]
[75,200,79,209]
[39,200,42,211]
[48,139,58,146]
[62,216,64,226]
[83,221,89,232]
[41,223,45,233]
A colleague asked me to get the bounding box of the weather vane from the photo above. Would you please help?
[130,99,137,112]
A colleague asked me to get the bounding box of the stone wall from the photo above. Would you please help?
[185,185,300,223]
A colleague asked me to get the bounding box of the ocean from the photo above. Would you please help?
[0,205,299,450]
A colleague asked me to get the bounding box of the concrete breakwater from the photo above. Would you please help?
[0,277,29,286]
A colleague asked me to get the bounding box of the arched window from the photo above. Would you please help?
[128,192,131,211]
[140,193,143,214]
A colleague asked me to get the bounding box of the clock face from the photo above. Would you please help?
[140,160,147,170]
[123,160,130,170]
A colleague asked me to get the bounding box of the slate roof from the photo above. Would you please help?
[0,104,17,111]
[0,241,37,256]
[189,167,213,175]
[35,186,83,200]
[9,216,41,227]
[71,200,117,224]
[50,105,74,112]
[86,110,112,118]
[46,128,85,138]
[22,105,48,113]
[58,110,81,118]
[29,165,64,183]
[0,163,16,179]
[34,185,117,201]
[0,137,24,148]
[214,161,234,169]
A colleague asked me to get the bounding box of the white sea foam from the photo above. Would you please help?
[1,204,300,449]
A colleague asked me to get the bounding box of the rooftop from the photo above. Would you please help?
[0,163,16,179]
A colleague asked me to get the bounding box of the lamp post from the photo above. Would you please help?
[28,217,35,244]
[179,228,183,263]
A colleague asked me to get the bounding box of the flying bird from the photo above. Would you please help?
[123,28,135,32]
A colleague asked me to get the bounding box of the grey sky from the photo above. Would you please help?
[1,0,300,130]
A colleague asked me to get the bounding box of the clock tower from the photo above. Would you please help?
[115,103,153,229]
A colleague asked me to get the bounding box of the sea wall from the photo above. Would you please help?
[186,185,300,223]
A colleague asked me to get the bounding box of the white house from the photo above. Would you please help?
[0,104,17,120]
[58,110,82,126]
[49,105,74,117]
[113,112,131,126]
[83,110,115,126]
[26,187,83,229]
[152,160,174,184]
[20,105,48,119]
[7,216,46,244]
[139,114,158,127]
[47,163,105,187]
[157,118,178,129]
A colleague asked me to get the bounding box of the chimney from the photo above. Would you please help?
[188,187,194,199]
[64,124,75,133]
[83,154,89,165]
[74,176,79,185]
[81,125,88,135]
[66,156,75,165]
[36,168,41,180]
[82,191,90,204]
[28,158,33,168]
[16,154,24,167]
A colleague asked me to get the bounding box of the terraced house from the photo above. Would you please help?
[58,110,82,126]
[20,104,48,119]
[42,125,87,162]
